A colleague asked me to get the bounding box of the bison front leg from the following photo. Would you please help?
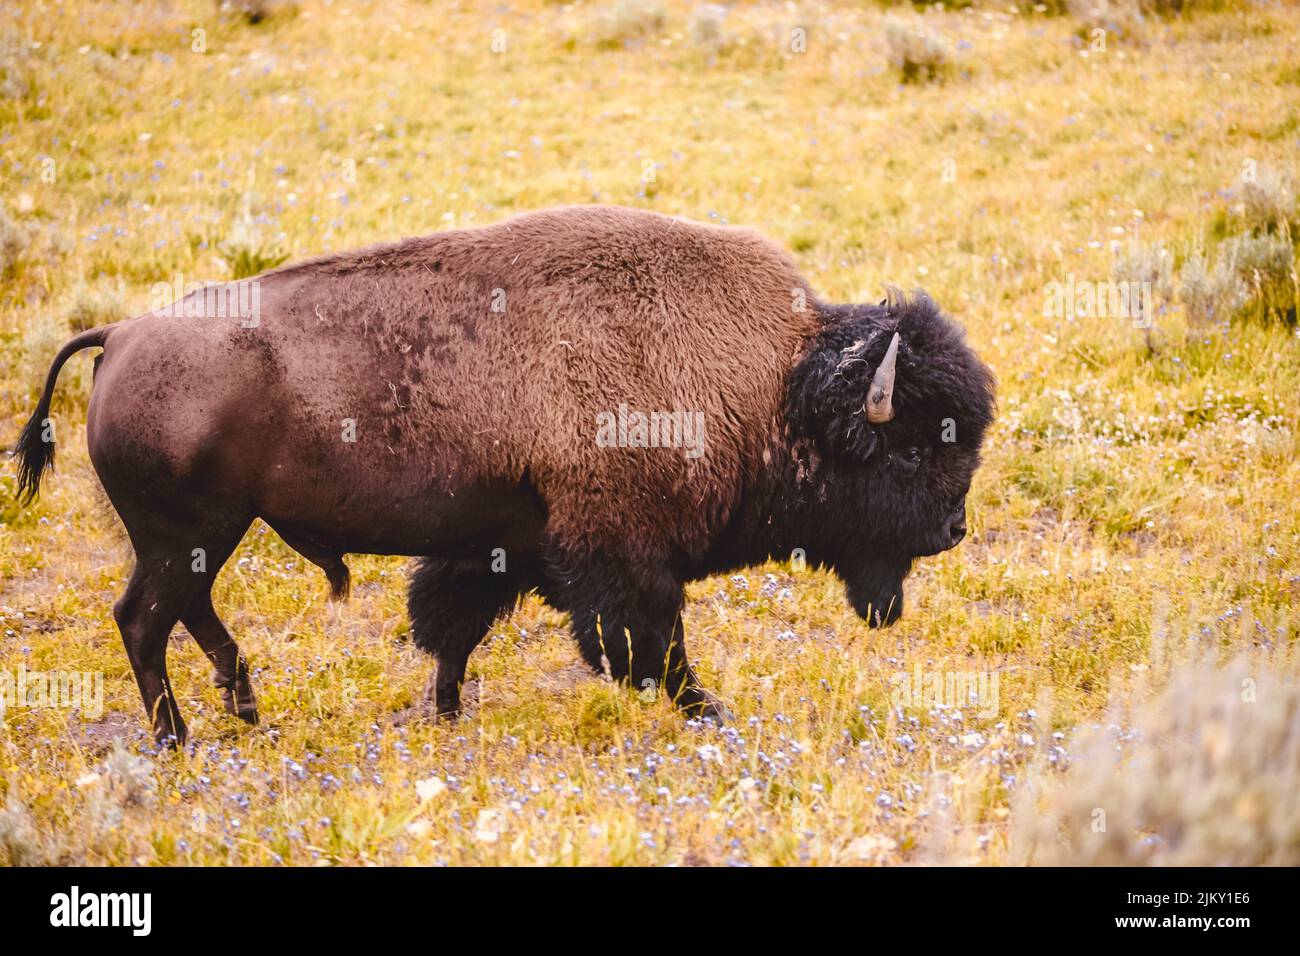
[545,554,728,722]
[634,608,729,722]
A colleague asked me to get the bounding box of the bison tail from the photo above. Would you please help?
[12,325,115,504]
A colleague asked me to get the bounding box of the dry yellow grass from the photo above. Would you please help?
[0,0,1297,865]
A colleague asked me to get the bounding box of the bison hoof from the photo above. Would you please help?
[154,729,188,751]
[690,694,732,725]
[702,702,731,724]
[219,687,259,725]
[392,698,460,727]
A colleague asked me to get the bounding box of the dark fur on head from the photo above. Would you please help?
[776,289,996,624]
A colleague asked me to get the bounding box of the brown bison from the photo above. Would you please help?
[13,205,995,746]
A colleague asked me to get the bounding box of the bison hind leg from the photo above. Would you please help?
[407,558,522,719]
[109,509,253,747]
[113,558,197,748]
[182,589,258,725]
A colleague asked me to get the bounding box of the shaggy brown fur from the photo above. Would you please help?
[13,205,994,745]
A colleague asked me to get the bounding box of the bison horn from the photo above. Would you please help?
[865,332,900,424]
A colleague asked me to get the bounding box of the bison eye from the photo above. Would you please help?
[888,445,923,476]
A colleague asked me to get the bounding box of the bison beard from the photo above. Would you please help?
[11,205,995,746]
[845,558,915,628]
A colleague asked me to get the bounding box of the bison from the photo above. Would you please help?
[13,205,995,746]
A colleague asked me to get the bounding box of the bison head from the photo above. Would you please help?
[786,290,996,627]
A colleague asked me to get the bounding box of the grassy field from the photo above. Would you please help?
[1,0,1298,865]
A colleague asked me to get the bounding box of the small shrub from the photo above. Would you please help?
[1011,654,1300,865]
[0,207,31,279]
[18,313,74,396]
[1113,240,1175,345]
[0,29,32,101]
[0,789,49,866]
[688,4,730,52]
[100,740,157,808]
[1068,0,1146,46]
[1222,232,1297,322]
[220,203,289,280]
[1179,247,1246,325]
[592,0,667,49]
[66,283,128,332]
[1238,167,1297,234]
[1113,240,1175,303]
[884,18,949,84]
[73,742,160,851]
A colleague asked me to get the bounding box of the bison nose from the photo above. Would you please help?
[948,517,967,547]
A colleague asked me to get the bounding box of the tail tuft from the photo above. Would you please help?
[14,405,56,504]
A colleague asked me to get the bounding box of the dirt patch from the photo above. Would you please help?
[69,710,141,752]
